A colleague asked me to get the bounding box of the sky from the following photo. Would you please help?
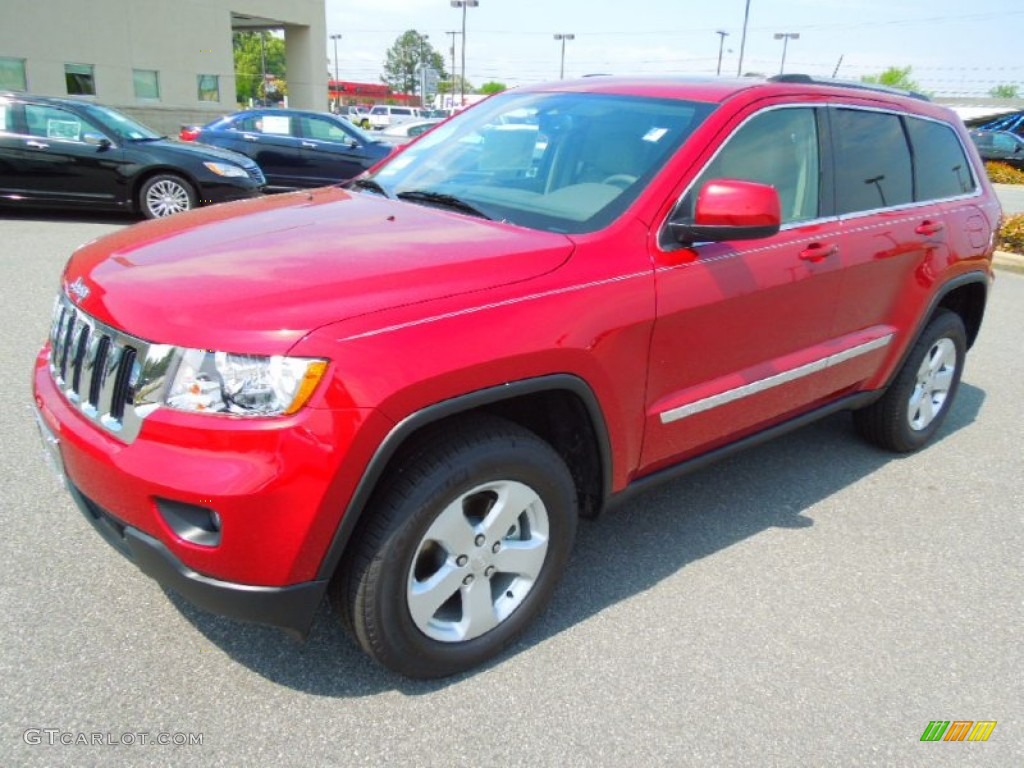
[324,0,1023,97]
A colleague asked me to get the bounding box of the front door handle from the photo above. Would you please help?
[301,141,317,148]
[798,243,839,263]
[26,140,49,149]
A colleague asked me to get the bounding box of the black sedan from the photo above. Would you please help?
[970,129,1024,171]
[0,92,264,218]
[181,108,393,191]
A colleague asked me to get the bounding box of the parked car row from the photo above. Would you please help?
[0,91,264,218]
[1,92,429,219]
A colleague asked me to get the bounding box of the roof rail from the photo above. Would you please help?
[768,73,931,102]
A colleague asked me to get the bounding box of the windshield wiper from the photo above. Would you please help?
[346,177,393,198]
[396,190,491,220]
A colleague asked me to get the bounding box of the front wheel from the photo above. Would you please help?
[853,309,967,452]
[334,416,578,678]
[139,174,196,219]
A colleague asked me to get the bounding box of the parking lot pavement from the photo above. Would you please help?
[994,183,1024,215]
[2,212,1021,767]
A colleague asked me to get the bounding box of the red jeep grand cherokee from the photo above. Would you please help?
[33,75,1000,678]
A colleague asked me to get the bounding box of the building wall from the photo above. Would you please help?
[0,0,326,134]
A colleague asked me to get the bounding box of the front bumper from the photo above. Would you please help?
[33,345,388,590]
[66,480,326,636]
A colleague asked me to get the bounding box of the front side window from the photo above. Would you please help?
[0,57,27,91]
[367,91,713,234]
[299,115,351,142]
[65,63,95,96]
[992,133,1020,153]
[905,117,976,200]
[25,104,88,142]
[133,69,160,100]
[197,74,219,102]
[689,107,821,225]
[834,109,913,214]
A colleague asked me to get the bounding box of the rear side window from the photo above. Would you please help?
[905,117,976,200]
[833,109,913,214]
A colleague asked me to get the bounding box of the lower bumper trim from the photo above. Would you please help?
[67,482,326,638]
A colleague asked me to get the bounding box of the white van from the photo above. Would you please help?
[367,105,420,130]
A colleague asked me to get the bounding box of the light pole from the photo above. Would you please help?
[330,33,342,109]
[774,32,799,74]
[736,0,751,76]
[259,31,268,105]
[715,30,729,76]
[553,33,575,79]
[450,0,478,107]
[446,30,460,108]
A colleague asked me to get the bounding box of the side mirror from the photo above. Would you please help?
[82,132,112,149]
[669,179,781,244]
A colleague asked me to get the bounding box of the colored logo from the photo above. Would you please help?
[920,721,997,742]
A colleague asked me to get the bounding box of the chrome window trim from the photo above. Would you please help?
[658,334,894,424]
[656,101,984,247]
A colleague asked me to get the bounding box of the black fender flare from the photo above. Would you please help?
[314,373,613,581]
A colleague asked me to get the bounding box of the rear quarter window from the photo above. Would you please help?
[905,117,977,200]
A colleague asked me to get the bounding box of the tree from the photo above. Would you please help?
[234,32,287,105]
[438,75,475,96]
[989,84,1021,99]
[478,81,507,95]
[382,30,447,95]
[861,66,922,93]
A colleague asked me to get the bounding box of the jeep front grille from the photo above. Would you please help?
[47,293,169,443]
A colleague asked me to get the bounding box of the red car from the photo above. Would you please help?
[33,74,1000,678]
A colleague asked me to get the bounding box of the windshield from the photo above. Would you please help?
[81,104,162,140]
[366,90,713,233]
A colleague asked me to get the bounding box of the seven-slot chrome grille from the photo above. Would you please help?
[47,293,159,443]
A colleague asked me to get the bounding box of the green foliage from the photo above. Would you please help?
[478,81,507,95]
[997,213,1024,255]
[985,161,1024,185]
[382,30,447,95]
[989,84,1021,98]
[233,32,287,105]
[861,66,922,93]
[438,75,475,95]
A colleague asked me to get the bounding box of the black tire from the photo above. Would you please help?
[853,309,967,453]
[138,173,197,219]
[333,415,578,679]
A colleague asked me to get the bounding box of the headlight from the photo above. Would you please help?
[165,349,328,416]
[202,161,250,178]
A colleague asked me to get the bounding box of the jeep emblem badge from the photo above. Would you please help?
[68,277,90,303]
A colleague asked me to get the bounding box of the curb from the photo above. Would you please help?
[993,250,1024,275]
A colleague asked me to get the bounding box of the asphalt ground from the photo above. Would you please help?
[1,207,1021,767]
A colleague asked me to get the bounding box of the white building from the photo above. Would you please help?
[0,0,327,134]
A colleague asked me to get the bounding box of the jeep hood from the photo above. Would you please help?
[63,187,574,353]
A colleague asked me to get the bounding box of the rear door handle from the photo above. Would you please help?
[798,243,839,263]
[301,141,317,148]
[915,220,945,236]
[242,134,259,142]
[26,140,49,149]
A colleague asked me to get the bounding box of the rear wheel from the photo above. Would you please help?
[139,174,196,219]
[334,416,577,678]
[854,309,966,452]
